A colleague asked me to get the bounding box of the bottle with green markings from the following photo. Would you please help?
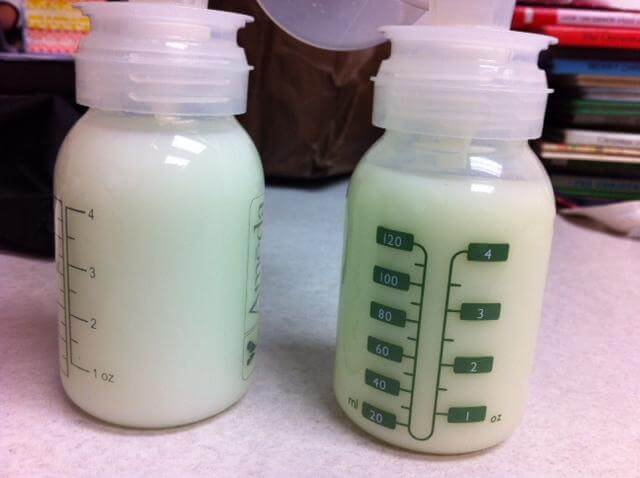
[330,0,557,454]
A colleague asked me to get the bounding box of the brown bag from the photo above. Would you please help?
[217,0,388,179]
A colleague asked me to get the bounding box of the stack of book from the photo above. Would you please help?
[513,0,640,207]
[24,0,99,54]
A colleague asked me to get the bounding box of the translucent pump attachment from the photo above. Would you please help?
[75,0,253,116]
[257,0,517,51]
[256,0,424,50]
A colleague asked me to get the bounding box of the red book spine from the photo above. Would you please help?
[513,6,640,30]
[516,0,640,11]
[541,24,640,50]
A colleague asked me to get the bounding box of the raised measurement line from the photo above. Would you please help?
[71,362,90,373]
[66,235,76,240]
[63,206,75,377]
[404,242,431,442]
[56,199,70,377]
[410,249,466,441]
[67,207,86,214]
[70,313,88,323]
[69,264,86,272]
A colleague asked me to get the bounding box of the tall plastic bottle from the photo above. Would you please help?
[54,0,264,428]
[259,0,557,453]
[337,1,556,454]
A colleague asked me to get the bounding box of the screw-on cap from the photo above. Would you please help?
[75,0,253,116]
[372,26,556,139]
[371,0,556,140]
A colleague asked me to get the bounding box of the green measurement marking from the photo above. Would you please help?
[467,243,509,262]
[448,406,487,423]
[365,369,400,396]
[367,336,403,363]
[373,266,410,291]
[376,226,414,251]
[370,301,406,327]
[362,402,397,429]
[453,356,494,374]
[460,303,501,321]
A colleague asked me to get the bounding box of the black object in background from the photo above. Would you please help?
[0,56,83,256]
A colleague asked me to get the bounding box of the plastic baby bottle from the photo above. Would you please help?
[259,0,556,453]
[54,0,264,428]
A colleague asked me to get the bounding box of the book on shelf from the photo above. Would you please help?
[540,25,640,50]
[547,98,640,130]
[516,0,640,11]
[548,128,640,148]
[550,74,640,88]
[550,174,640,200]
[538,140,640,158]
[513,6,640,31]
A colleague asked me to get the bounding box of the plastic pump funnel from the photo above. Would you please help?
[257,0,519,51]
[256,0,425,50]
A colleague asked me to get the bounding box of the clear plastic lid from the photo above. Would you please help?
[75,0,253,116]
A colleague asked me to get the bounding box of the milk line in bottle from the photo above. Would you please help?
[54,0,264,428]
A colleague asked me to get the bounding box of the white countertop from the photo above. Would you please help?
[2,180,639,477]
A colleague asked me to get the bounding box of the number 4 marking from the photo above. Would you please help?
[484,249,492,260]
